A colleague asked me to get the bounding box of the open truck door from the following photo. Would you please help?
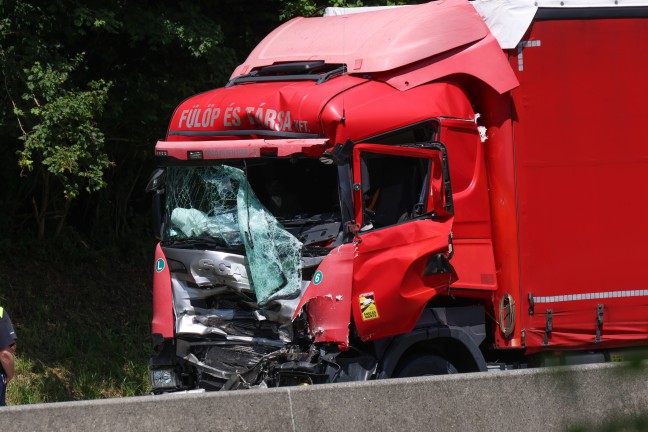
[350,143,456,341]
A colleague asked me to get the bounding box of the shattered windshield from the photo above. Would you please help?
[166,158,342,245]
[166,165,244,246]
[164,159,340,305]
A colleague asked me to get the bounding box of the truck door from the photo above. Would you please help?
[350,143,455,341]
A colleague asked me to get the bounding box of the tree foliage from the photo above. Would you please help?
[17,56,112,198]
[0,0,282,242]
[12,56,112,238]
[0,0,416,244]
[279,0,413,19]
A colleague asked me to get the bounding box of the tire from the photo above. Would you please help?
[395,354,458,377]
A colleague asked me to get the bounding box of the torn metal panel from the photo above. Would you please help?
[164,248,249,290]
[163,248,304,335]
[293,244,355,348]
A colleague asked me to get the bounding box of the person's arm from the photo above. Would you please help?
[0,346,15,383]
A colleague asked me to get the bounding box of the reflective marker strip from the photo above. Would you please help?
[517,40,542,71]
[534,290,648,304]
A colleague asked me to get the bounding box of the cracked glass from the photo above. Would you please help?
[166,165,303,306]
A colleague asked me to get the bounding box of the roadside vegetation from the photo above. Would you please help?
[0,235,153,404]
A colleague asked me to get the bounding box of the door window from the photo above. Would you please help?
[359,152,429,230]
[352,143,452,232]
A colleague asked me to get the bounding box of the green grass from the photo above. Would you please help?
[0,236,154,404]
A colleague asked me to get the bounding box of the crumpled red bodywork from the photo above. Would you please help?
[294,244,355,349]
[351,218,455,342]
[295,218,454,347]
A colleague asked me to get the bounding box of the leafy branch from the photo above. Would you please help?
[13,54,112,237]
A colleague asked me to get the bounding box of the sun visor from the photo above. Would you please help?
[155,139,329,160]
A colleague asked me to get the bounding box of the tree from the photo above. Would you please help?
[279,0,416,20]
[13,56,111,239]
[0,2,116,240]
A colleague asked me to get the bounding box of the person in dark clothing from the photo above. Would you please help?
[0,306,17,406]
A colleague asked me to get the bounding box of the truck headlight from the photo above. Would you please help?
[150,369,178,389]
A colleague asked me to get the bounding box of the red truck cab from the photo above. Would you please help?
[148,0,648,392]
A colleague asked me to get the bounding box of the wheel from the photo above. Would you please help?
[395,354,458,377]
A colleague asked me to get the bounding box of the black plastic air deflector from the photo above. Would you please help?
[225,63,346,87]
[256,61,328,75]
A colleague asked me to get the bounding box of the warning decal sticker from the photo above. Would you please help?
[359,292,379,321]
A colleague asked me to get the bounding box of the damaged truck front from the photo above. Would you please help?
[149,151,346,390]
[148,117,462,391]
[148,0,519,392]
